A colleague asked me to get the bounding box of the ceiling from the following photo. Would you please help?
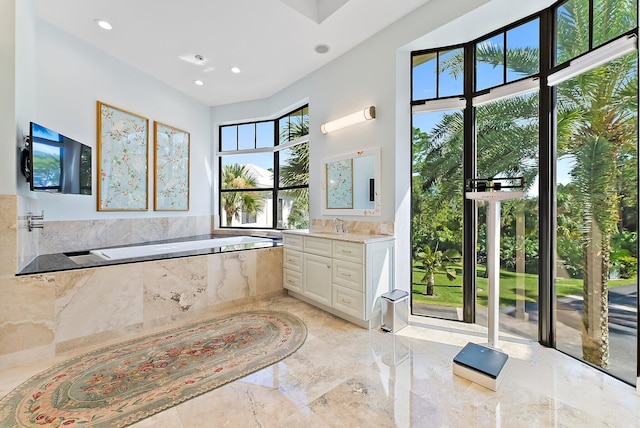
[34,0,434,107]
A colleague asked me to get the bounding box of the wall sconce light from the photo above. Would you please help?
[320,106,376,134]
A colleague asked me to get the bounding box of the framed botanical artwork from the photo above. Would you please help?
[97,101,149,211]
[153,121,190,211]
[326,158,353,209]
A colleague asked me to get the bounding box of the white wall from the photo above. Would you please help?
[15,0,37,198]
[26,19,212,221]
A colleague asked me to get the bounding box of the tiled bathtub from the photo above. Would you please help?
[1,230,284,369]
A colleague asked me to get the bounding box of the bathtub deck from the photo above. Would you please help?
[17,234,281,275]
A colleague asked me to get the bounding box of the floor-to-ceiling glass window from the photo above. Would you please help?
[410,0,638,384]
[473,18,541,341]
[411,47,466,320]
[551,0,638,383]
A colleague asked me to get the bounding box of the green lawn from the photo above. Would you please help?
[412,264,635,307]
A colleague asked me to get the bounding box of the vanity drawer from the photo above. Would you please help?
[283,248,303,272]
[303,236,332,257]
[332,240,364,264]
[283,268,303,293]
[333,259,364,291]
[283,234,303,251]
[332,285,364,319]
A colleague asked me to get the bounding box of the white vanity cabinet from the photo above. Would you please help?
[283,232,394,329]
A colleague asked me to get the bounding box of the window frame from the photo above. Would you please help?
[218,105,309,230]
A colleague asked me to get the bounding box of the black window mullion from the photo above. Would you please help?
[539,7,555,348]
[463,41,476,323]
[503,31,508,84]
[588,0,594,50]
[436,51,441,98]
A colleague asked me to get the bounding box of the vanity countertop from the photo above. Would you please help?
[282,229,394,244]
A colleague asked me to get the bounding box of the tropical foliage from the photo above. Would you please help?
[279,116,310,229]
[221,164,264,226]
[415,244,461,296]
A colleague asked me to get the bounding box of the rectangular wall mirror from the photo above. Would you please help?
[322,147,381,216]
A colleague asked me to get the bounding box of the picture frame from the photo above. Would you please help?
[97,101,149,211]
[153,121,190,211]
[326,158,353,209]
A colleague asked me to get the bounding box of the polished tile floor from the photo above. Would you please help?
[2,294,640,427]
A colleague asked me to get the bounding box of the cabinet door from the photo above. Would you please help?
[303,253,332,306]
[283,268,303,293]
[283,248,303,272]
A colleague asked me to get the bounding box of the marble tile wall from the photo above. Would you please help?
[16,196,38,271]
[39,215,214,254]
[311,218,394,236]
[0,195,56,369]
[0,243,283,371]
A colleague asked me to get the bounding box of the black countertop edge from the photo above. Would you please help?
[17,234,282,276]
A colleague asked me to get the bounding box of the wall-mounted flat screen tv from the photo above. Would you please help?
[29,122,92,194]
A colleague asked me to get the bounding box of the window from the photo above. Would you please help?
[218,106,309,229]
[555,0,637,66]
[475,18,540,92]
[410,0,638,385]
[412,46,464,102]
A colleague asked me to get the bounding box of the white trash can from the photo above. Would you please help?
[381,289,409,332]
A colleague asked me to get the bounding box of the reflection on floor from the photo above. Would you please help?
[2,295,639,427]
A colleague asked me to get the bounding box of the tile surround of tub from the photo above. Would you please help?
[0,195,18,275]
[0,244,284,370]
[0,196,56,362]
[54,264,145,344]
[310,218,394,236]
[0,274,56,356]
[143,256,209,321]
[208,251,257,304]
[39,215,214,254]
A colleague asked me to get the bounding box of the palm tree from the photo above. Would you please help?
[279,114,309,229]
[415,244,461,296]
[221,164,264,226]
[554,0,637,368]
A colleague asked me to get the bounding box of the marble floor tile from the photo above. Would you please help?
[1,294,639,428]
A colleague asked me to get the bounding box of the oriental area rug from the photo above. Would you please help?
[0,310,307,427]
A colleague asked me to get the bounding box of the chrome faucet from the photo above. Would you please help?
[27,210,45,232]
[334,217,344,234]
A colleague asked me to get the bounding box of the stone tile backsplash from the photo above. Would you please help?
[310,218,394,236]
[38,215,214,254]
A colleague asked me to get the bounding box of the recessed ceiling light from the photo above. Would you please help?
[195,54,205,62]
[314,44,330,54]
[94,19,113,30]
[230,66,241,74]
[194,80,204,86]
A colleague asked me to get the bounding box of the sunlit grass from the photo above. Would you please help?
[412,263,635,307]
